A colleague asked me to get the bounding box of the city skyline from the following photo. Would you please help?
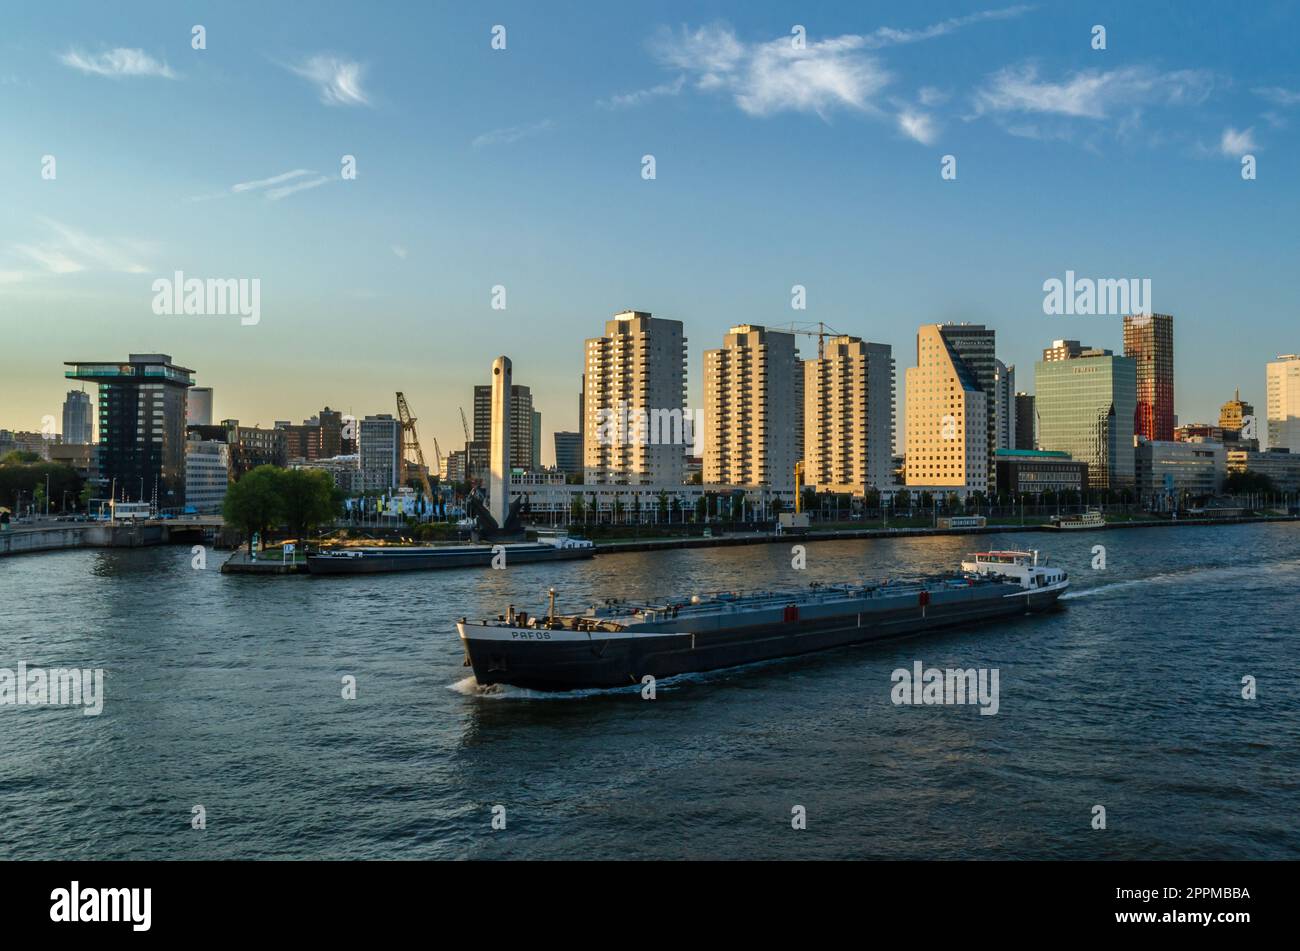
[4,1,1299,460]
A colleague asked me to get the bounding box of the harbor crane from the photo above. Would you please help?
[395,392,435,506]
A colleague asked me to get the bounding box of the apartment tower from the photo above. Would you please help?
[582,311,687,485]
[703,325,800,489]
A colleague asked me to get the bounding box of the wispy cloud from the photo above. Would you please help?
[8,218,151,280]
[286,55,370,106]
[1253,86,1300,107]
[642,9,1030,121]
[1219,126,1256,156]
[598,75,686,110]
[232,169,315,193]
[189,169,331,203]
[60,48,176,79]
[972,64,1215,120]
[472,119,556,148]
[918,86,950,107]
[266,175,331,200]
[860,5,1034,50]
[391,245,408,260]
[651,25,890,119]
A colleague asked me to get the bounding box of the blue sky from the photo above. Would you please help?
[3,0,1298,460]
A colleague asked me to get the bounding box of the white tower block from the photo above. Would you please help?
[490,355,512,525]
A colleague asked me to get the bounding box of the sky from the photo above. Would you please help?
[2,0,1298,463]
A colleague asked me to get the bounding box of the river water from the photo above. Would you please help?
[1,522,1297,859]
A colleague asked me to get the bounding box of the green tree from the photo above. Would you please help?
[222,465,282,553]
[278,468,338,545]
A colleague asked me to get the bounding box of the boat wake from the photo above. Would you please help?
[446,675,633,701]
[1061,557,1300,600]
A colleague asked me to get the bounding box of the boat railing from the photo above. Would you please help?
[592,577,976,619]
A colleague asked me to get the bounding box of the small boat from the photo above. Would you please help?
[1050,510,1106,530]
[455,553,1068,691]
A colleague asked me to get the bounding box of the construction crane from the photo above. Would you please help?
[459,407,474,480]
[395,392,434,506]
[430,437,444,481]
[776,320,843,360]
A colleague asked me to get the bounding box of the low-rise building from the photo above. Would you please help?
[293,453,364,495]
[1135,437,1225,506]
[994,448,1088,496]
[1226,448,1300,493]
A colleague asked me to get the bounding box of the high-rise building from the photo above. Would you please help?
[187,387,213,426]
[65,354,194,507]
[553,431,581,477]
[1014,392,1036,450]
[933,324,999,493]
[62,389,93,444]
[803,335,894,491]
[904,325,987,493]
[1218,388,1254,434]
[993,360,1016,452]
[1266,354,1300,451]
[1123,313,1175,442]
[1035,347,1136,490]
[1042,339,1086,362]
[583,310,687,485]
[474,383,536,471]
[703,325,800,489]
[531,409,542,472]
[359,414,402,491]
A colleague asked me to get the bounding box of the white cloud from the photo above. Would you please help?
[472,119,556,148]
[60,48,176,79]
[266,175,332,201]
[1219,126,1256,156]
[598,75,686,110]
[972,64,1214,120]
[391,245,408,260]
[287,55,370,106]
[897,110,939,144]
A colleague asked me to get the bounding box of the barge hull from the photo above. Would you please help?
[461,583,1063,691]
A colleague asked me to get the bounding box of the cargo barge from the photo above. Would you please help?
[456,549,1068,691]
[307,531,593,575]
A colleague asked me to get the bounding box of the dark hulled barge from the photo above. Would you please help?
[456,550,1068,691]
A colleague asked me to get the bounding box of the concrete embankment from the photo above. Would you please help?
[0,522,208,555]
